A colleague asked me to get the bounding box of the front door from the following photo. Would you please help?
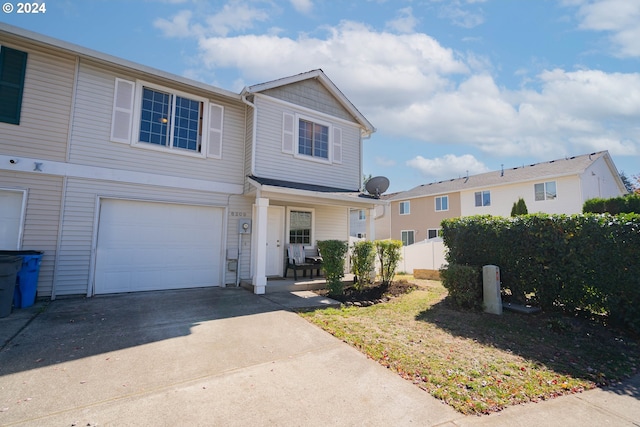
[266,206,284,276]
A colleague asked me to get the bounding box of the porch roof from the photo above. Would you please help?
[247,175,387,207]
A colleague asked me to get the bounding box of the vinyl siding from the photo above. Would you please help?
[0,39,75,161]
[459,176,583,216]
[253,95,361,190]
[390,194,462,243]
[55,178,242,296]
[261,79,354,122]
[0,171,63,297]
[68,60,246,185]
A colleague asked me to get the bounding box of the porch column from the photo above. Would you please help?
[252,197,269,294]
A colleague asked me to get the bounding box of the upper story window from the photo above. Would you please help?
[299,119,328,159]
[435,195,449,212]
[0,46,28,125]
[475,190,491,207]
[139,87,202,152]
[111,79,224,159]
[399,201,410,215]
[282,112,342,164]
[535,181,557,201]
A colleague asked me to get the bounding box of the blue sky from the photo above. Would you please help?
[3,0,639,193]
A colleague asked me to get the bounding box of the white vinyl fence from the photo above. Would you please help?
[399,238,448,273]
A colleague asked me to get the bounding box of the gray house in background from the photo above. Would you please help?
[0,23,385,298]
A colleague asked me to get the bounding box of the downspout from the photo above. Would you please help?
[241,90,258,176]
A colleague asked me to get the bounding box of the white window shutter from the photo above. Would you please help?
[332,127,342,164]
[110,78,135,143]
[282,112,295,154]
[208,103,224,159]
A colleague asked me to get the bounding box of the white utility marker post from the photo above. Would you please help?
[482,265,503,315]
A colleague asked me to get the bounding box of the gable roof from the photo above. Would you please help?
[392,151,620,201]
[0,23,242,101]
[243,69,375,136]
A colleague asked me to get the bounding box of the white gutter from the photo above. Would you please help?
[240,90,258,176]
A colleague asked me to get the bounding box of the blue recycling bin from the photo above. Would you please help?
[0,250,43,309]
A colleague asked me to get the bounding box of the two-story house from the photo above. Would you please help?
[376,151,626,244]
[0,23,385,299]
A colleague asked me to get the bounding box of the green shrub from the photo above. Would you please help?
[440,213,640,333]
[351,240,376,291]
[583,194,640,214]
[375,240,403,285]
[317,240,349,296]
[439,264,483,311]
[510,197,528,216]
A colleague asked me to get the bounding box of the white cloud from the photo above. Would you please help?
[385,7,419,34]
[290,0,313,14]
[407,154,489,179]
[570,0,640,57]
[154,10,195,38]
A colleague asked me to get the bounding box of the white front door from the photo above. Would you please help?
[266,206,284,276]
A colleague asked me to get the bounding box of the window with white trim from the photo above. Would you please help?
[399,201,410,215]
[0,46,28,125]
[475,190,491,207]
[358,209,366,220]
[289,209,313,245]
[110,79,223,158]
[427,228,439,239]
[401,230,414,246]
[435,195,448,212]
[534,181,557,201]
[281,112,342,164]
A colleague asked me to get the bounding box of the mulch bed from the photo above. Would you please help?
[315,279,416,306]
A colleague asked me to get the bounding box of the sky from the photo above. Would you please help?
[2,0,639,193]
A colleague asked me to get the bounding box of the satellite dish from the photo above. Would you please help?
[365,176,390,198]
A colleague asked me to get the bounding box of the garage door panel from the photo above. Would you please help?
[95,200,223,294]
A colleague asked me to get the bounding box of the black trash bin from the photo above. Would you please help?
[0,255,22,318]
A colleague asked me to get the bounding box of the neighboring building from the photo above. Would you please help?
[0,23,386,298]
[378,151,627,245]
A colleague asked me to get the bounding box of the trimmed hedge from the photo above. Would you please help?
[441,214,640,333]
[583,194,640,214]
[439,264,483,311]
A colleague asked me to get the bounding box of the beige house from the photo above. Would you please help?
[0,23,385,298]
[376,151,627,245]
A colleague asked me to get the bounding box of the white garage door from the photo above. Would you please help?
[94,199,223,294]
[0,190,24,250]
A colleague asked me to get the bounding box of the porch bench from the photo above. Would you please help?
[285,244,323,280]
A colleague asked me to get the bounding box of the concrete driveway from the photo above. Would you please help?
[1,287,639,426]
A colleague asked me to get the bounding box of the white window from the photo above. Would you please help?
[435,195,449,212]
[401,230,414,246]
[475,190,491,207]
[427,228,439,239]
[535,181,557,201]
[288,208,314,245]
[282,112,342,164]
[111,79,223,158]
[399,201,410,215]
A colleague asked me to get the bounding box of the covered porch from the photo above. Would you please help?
[245,176,386,294]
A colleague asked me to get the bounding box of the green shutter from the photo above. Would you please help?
[0,46,28,125]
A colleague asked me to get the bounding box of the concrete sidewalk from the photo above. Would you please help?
[0,287,638,426]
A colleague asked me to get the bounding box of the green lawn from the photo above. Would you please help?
[300,279,639,415]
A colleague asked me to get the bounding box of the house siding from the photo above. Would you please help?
[261,79,354,122]
[459,176,583,216]
[582,157,626,201]
[0,38,75,162]
[68,60,246,185]
[253,95,361,190]
[0,171,63,297]
[390,194,461,243]
[55,178,244,296]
